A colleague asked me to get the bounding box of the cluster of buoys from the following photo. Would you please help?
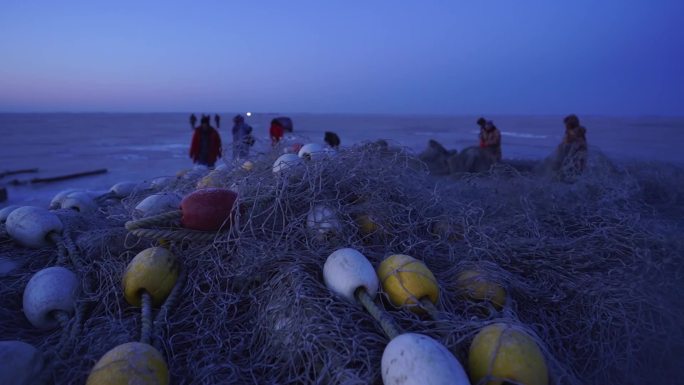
[0,194,92,384]
[273,142,336,175]
[86,246,181,385]
[323,247,549,385]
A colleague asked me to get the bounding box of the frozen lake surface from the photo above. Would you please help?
[1,113,682,207]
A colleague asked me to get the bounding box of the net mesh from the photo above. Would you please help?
[1,140,683,384]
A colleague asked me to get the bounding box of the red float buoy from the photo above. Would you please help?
[180,188,238,231]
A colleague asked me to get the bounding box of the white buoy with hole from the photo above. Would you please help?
[307,204,341,235]
[6,207,63,248]
[109,181,139,198]
[323,248,378,302]
[298,143,326,161]
[23,266,79,329]
[134,193,181,218]
[0,205,20,223]
[49,189,80,209]
[381,333,469,385]
[272,154,303,174]
[0,340,45,385]
[61,191,97,213]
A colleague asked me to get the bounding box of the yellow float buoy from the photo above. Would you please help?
[241,160,254,171]
[196,170,224,189]
[86,342,168,385]
[468,323,549,385]
[355,214,380,235]
[122,247,179,307]
[456,270,506,309]
[377,254,439,312]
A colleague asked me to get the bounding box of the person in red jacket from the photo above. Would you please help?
[189,116,223,167]
[270,118,285,146]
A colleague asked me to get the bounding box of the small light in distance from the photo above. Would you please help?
[246,112,252,117]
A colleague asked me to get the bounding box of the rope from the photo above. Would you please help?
[130,227,218,243]
[355,288,401,340]
[94,191,115,203]
[140,291,154,345]
[153,266,187,351]
[420,298,442,321]
[50,233,69,265]
[125,210,182,231]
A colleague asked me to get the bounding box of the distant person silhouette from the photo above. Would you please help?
[232,114,253,159]
[480,121,502,162]
[190,113,197,130]
[557,114,588,172]
[189,116,222,167]
[270,118,284,146]
[215,114,221,129]
[324,131,340,149]
[476,117,487,147]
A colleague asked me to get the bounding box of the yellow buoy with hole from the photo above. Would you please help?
[86,342,169,385]
[122,247,179,307]
[377,254,439,312]
[456,270,506,309]
[469,323,549,385]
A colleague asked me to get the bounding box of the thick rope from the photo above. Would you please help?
[130,227,217,242]
[140,291,154,345]
[420,297,442,321]
[153,266,187,351]
[355,288,401,340]
[125,210,183,231]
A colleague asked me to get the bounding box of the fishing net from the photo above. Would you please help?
[1,140,683,384]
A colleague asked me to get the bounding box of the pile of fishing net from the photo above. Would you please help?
[1,140,683,384]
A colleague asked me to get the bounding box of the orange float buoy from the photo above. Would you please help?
[180,188,238,231]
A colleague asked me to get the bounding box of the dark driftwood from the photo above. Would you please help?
[9,169,108,186]
[0,168,39,179]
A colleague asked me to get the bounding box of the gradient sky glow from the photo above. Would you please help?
[1,0,682,114]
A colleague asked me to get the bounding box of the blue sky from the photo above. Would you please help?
[0,0,682,115]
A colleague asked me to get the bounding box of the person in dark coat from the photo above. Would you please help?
[232,115,253,159]
[189,116,222,167]
[324,131,340,149]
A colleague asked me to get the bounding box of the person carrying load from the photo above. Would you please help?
[480,120,502,162]
[557,114,588,172]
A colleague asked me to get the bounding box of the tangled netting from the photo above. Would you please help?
[1,140,683,385]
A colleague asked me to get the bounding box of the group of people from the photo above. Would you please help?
[189,112,588,172]
[188,114,254,167]
[475,114,588,171]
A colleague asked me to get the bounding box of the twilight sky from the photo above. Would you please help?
[0,0,682,115]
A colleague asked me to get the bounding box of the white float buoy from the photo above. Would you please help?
[298,143,326,161]
[272,154,303,174]
[23,266,79,329]
[323,248,378,302]
[109,181,139,198]
[0,205,20,223]
[134,193,182,218]
[306,204,341,235]
[381,333,469,385]
[150,176,175,189]
[0,340,44,385]
[61,191,97,213]
[5,207,63,248]
[49,189,80,209]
